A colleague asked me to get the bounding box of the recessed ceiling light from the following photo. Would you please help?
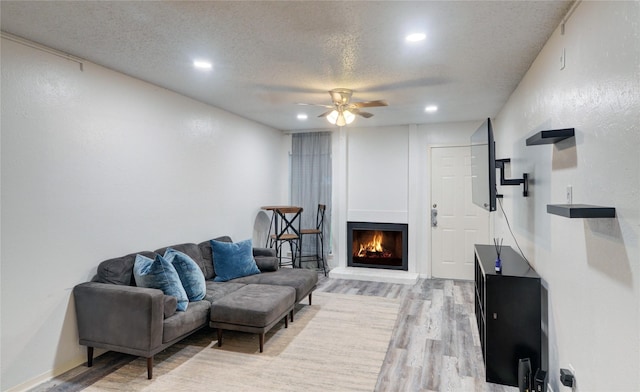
[425,105,438,113]
[406,33,426,42]
[297,114,308,120]
[193,60,213,70]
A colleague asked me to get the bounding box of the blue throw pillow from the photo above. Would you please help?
[134,254,189,311]
[211,239,260,282]
[164,248,206,302]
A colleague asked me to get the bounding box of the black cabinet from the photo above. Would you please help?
[474,244,542,387]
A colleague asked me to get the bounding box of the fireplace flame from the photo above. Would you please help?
[357,231,387,257]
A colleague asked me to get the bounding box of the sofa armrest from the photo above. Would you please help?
[73,282,164,355]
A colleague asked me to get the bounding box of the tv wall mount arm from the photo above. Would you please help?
[496,158,529,197]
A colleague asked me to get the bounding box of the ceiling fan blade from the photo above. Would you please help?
[351,100,388,108]
[297,103,334,109]
[317,110,334,118]
[351,109,374,118]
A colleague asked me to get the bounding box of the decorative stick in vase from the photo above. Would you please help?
[494,238,503,273]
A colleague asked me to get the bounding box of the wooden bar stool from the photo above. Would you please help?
[269,206,303,267]
[300,204,327,276]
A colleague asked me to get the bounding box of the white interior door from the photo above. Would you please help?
[431,146,489,280]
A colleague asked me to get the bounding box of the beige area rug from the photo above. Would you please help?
[83,292,400,392]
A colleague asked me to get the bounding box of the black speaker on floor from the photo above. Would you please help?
[518,358,532,392]
[533,369,547,392]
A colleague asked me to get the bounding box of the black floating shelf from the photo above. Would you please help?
[526,128,575,145]
[547,204,616,218]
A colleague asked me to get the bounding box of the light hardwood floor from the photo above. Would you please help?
[315,276,516,392]
[30,274,516,392]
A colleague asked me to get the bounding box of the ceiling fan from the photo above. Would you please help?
[299,88,388,126]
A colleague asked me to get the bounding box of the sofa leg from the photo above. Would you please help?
[309,292,312,305]
[284,315,288,328]
[217,328,223,347]
[87,347,94,367]
[147,357,153,379]
[290,310,294,323]
[259,333,264,353]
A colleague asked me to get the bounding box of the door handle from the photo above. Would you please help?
[431,208,438,227]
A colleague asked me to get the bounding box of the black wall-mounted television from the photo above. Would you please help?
[471,118,497,212]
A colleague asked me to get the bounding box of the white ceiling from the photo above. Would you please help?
[0,1,573,131]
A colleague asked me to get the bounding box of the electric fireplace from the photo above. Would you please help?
[347,221,408,271]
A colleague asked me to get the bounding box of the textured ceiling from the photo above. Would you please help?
[0,1,573,131]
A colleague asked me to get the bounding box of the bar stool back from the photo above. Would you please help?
[300,204,327,276]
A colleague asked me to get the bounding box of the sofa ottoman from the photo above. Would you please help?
[230,268,318,306]
[210,284,296,352]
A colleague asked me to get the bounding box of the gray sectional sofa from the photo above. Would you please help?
[73,236,318,379]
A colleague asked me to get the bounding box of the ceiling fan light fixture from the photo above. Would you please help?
[327,110,339,125]
[315,88,384,126]
[343,110,356,124]
[326,109,356,126]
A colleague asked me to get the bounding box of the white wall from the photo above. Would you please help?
[331,121,481,276]
[0,38,288,391]
[493,1,640,390]
[347,125,409,224]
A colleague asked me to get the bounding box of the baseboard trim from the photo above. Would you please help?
[5,350,105,392]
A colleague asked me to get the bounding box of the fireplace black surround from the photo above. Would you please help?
[347,221,408,271]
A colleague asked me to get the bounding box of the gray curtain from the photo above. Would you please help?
[290,132,332,261]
